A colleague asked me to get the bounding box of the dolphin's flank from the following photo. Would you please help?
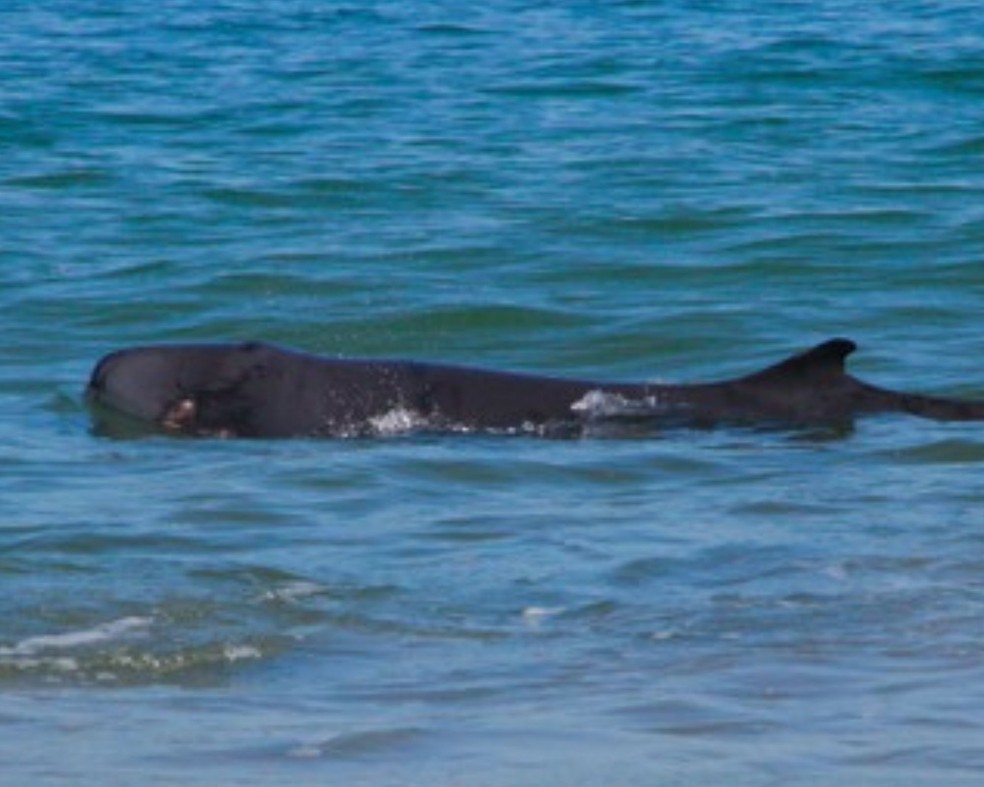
[85,338,984,438]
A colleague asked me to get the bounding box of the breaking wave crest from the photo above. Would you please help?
[0,571,339,686]
[0,613,277,685]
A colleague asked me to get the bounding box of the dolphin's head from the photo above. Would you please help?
[86,342,269,436]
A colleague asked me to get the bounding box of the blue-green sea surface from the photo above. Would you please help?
[2,1,984,784]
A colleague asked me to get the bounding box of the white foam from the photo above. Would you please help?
[223,644,262,662]
[288,743,324,760]
[261,580,326,603]
[571,390,646,417]
[522,606,564,625]
[572,390,672,420]
[368,407,429,435]
[571,389,619,413]
[1,616,152,656]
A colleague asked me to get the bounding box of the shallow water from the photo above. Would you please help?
[2,1,984,784]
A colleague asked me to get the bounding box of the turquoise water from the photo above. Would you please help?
[3,1,984,783]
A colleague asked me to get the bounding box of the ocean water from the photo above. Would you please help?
[3,0,984,783]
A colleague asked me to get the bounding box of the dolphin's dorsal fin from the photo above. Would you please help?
[742,338,857,385]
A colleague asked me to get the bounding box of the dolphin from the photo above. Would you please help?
[85,338,984,438]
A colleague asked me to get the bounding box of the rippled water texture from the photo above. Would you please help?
[2,1,984,784]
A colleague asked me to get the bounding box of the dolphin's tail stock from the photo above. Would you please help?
[889,389,984,422]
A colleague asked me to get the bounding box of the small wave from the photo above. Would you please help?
[521,606,566,626]
[260,580,329,603]
[222,644,263,662]
[0,614,275,685]
[0,616,154,683]
[286,727,428,760]
[0,616,152,657]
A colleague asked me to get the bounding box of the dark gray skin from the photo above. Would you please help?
[85,338,984,438]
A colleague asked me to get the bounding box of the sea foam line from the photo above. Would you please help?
[0,616,152,656]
